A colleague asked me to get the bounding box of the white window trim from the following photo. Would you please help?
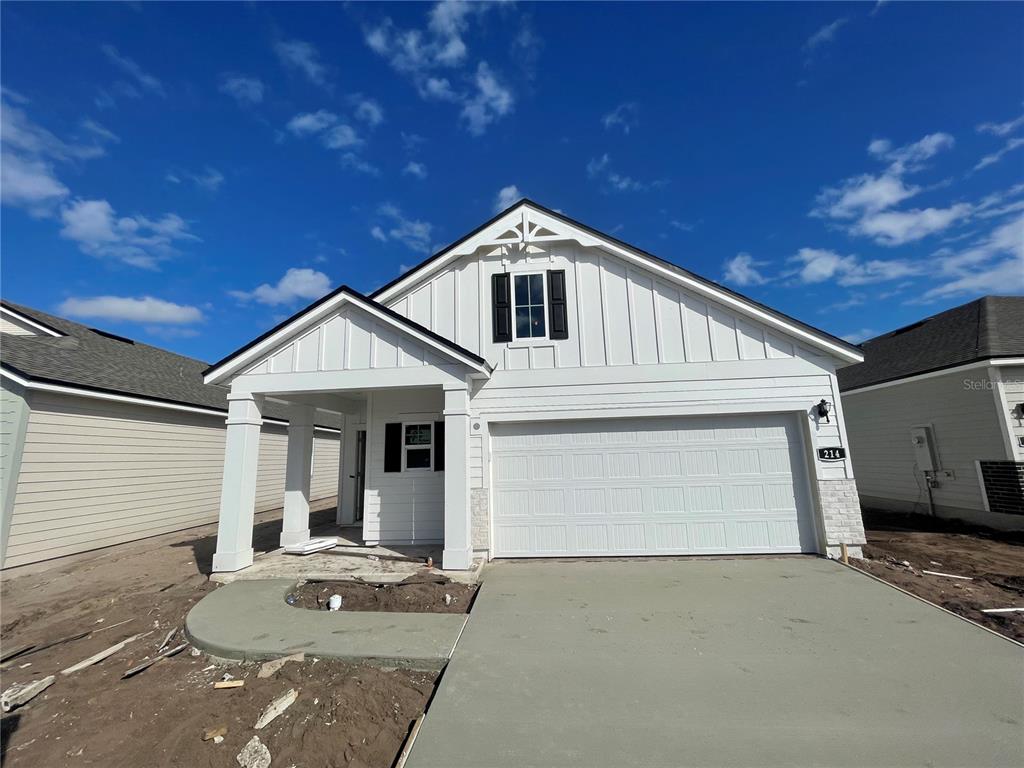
[512,271,548,342]
[402,421,433,472]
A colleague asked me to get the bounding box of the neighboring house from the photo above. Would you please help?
[203,199,867,573]
[838,296,1024,530]
[0,301,342,569]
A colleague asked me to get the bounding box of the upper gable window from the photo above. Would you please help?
[514,273,546,339]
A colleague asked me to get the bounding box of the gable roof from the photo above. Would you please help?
[202,285,491,384]
[371,198,864,364]
[0,301,338,426]
[837,296,1024,392]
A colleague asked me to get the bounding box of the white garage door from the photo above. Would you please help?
[491,414,817,557]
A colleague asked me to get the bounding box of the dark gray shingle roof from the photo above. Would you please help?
[837,296,1024,392]
[1,301,336,426]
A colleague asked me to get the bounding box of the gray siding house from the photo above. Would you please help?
[0,302,341,569]
[838,296,1024,530]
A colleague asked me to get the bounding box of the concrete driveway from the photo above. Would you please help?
[407,557,1023,768]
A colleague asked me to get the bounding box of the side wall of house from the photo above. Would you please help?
[842,368,1020,528]
[1,377,31,568]
[3,391,340,568]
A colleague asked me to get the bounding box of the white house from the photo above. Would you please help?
[204,200,867,572]
[0,301,342,569]
[838,296,1024,530]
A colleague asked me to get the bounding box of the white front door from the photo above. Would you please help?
[490,413,817,557]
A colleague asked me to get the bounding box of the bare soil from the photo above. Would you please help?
[852,510,1024,642]
[292,575,477,614]
[0,503,436,768]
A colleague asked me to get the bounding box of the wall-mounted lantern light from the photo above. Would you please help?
[816,399,832,423]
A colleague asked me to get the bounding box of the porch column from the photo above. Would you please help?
[280,403,316,547]
[442,383,473,570]
[337,413,359,526]
[212,392,264,572]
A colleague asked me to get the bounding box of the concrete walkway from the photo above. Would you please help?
[185,578,466,671]
[407,557,1024,768]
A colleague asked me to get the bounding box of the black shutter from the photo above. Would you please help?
[547,269,569,340]
[492,272,512,343]
[384,423,402,472]
[434,421,445,471]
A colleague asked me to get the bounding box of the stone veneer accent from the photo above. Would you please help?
[470,488,489,550]
[818,478,866,558]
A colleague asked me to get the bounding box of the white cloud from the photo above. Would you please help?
[722,253,769,286]
[804,18,848,51]
[493,184,521,213]
[323,124,362,149]
[974,137,1024,172]
[167,166,225,192]
[586,153,661,193]
[80,119,119,143]
[921,217,1024,300]
[788,247,922,286]
[354,98,384,127]
[853,203,972,246]
[100,44,165,96]
[403,161,428,179]
[0,96,113,216]
[59,199,197,269]
[841,328,876,344]
[286,110,338,136]
[813,131,964,245]
[273,39,328,87]
[58,295,203,325]
[371,203,434,253]
[602,102,638,134]
[230,267,333,306]
[0,151,69,215]
[977,113,1024,137]
[363,4,518,135]
[340,153,379,176]
[219,74,264,105]
[931,214,1024,279]
[669,220,695,232]
[460,62,514,136]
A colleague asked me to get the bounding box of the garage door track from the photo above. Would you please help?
[407,557,1023,768]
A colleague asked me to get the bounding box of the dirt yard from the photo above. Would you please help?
[292,575,477,613]
[852,510,1024,642]
[0,503,436,768]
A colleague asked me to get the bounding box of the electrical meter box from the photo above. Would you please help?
[909,426,939,471]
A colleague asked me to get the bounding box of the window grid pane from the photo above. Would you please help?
[405,424,431,446]
[512,273,546,338]
[406,448,431,469]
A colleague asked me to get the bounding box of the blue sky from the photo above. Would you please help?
[2,1,1022,362]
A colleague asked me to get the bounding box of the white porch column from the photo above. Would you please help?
[212,392,264,573]
[337,413,359,525]
[442,383,473,570]
[280,403,316,547]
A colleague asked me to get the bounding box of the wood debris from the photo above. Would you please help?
[1,675,55,712]
[921,570,973,581]
[981,607,1024,614]
[257,652,305,678]
[202,724,228,741]
[121,642,188,679]
[254,688,298,729]
[61,632,148,676]
[213,680,244,689]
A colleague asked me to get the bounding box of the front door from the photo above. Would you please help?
[354,430,367,522]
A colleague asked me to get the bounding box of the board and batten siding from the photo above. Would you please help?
[842,369,1008,515]
[362,388,445,545]
[242,303,449,376]
[384,241,819,373]
[3,391,340,569]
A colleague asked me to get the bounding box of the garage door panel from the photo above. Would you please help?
[492,414,816,557]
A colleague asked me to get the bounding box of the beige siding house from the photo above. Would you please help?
[839,296,1024,530]
[0,302,341,569]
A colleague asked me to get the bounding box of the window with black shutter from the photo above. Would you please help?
[547,269,568,340]
[492,272,512,343]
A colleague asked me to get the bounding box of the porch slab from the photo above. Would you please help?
[185,578,467,671]
[209,526,483,585]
